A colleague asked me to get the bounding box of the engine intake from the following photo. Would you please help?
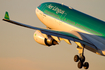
[33,30,58,46]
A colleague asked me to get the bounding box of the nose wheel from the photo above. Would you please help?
[74,55,89,69]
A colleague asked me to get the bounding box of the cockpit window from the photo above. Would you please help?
[38,5,41,8]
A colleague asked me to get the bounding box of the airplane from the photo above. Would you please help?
[2,2,105,69]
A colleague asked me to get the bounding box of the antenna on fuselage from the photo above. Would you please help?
[69,6,73,9]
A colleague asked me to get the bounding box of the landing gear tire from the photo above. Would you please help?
[78,61,83,69]
[84,62,89,69]
[74,55,79,62]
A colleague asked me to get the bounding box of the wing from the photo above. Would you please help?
[79,32,105,51]
[2,11,97,50]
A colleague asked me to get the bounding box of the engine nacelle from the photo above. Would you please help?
[33,30,58,46]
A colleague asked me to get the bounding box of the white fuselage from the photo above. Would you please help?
[35,8,91,34]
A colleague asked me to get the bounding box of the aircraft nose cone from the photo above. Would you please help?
[35,8,40,17]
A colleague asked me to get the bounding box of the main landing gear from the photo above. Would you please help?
[74,45,89,69]
[74,55,89,69]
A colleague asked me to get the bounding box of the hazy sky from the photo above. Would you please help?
[0,0,105,70]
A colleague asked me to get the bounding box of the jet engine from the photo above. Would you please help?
[33,30,58,46]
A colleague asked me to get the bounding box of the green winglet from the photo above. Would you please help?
[4,11,10,20]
